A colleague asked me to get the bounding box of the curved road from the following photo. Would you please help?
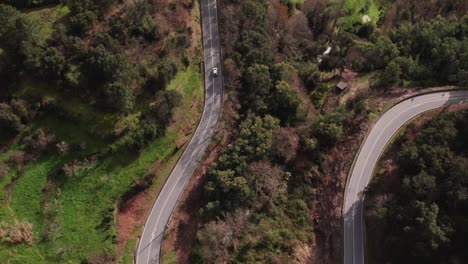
[136,0,223,263]
[343,90,468,264]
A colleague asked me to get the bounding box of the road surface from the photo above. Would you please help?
[343,90,468,264]
[135,0,223,263]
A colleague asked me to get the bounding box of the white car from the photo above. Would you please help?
[212,67,219,77]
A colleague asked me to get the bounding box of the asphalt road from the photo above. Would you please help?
[343,90,468,264]
[135,0,223,263]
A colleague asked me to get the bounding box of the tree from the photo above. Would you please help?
[387,201,451,261]
[82,45,135,87]
[109,2,159,42]
[41,47,65,78]
[66,0,113,16]
[206,115,280,211]
[393,56,425,81]
[373,36,400,66]
[356,22,375,39]
[69,11,97,35]
[196,219,233,263]
[402,170,436,198]
[368,111,468,263]
[236,29,273,66]
[0,103,23,138]
[83,45,118,83]
[240,0,268,27]
[156,61,178,88]
[153,90,182,125]
[306,2,330,37]
[245,161,286,208]
[21,43,65,79]
[387,17,468,86]
[398,144,424,175]
[242,64,272,113]
[64,64,85,88]
[456,69,468,87]
[296,62,320,90]
[271,62,296,84]
[195,210,250,264]
[379,60,402,87]
[442,158,468,208]
[104,82,135,112]
[269,81,301,125]
[244,64,272,94]
[272,127,299,162]
[0,4,33,55]
[314,111,345,147]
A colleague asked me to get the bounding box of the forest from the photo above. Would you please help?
[1,1,184,147]
[185,0,468,263]
[366,111,468,264]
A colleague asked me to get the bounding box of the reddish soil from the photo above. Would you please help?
[375,155,402,194]
[341,68,358,82]
[116,187,153,257]
[406,103,468,141]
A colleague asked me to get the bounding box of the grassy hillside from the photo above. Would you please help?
[0,1,203,263]
[0,66,203,263]
[24,4,70,42]
[338,0,387,30]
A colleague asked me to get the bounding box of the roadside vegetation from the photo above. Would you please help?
[0,0,202,262]
[366,110,468,264]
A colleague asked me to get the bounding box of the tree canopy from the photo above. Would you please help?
[367,111,468,264]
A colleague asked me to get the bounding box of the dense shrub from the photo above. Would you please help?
[0,4,33,55]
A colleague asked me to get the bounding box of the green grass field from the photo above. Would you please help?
[25,4,70,42]
[338,0,387,31]
[0,65,203,263]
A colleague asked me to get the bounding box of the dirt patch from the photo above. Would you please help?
[445,101,468,112]
[116,183,153,257]
[340,74,371,105]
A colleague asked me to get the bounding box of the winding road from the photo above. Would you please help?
[135,0,223,263]
[343,90,468,264]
